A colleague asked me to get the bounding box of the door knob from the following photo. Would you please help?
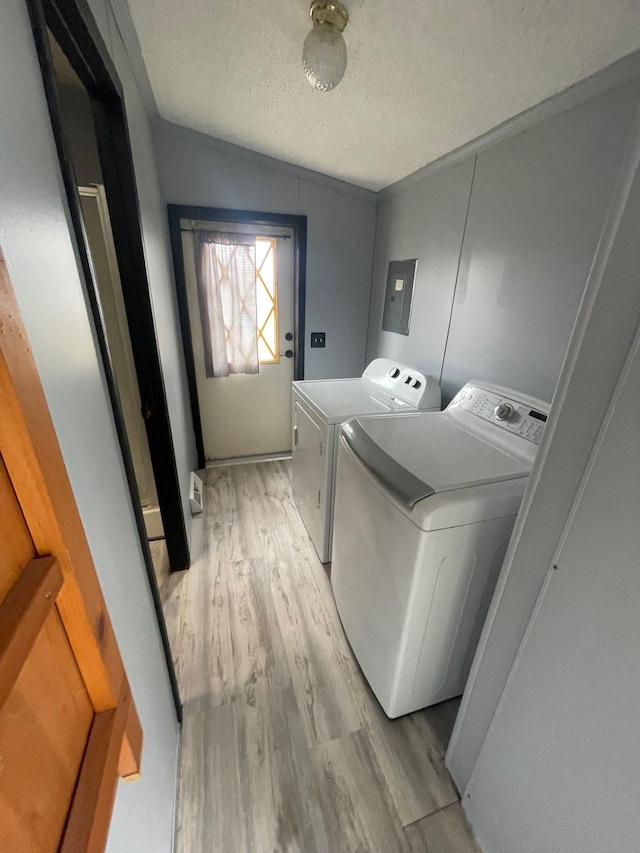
[284,350,293,359]
[285,332,293,341]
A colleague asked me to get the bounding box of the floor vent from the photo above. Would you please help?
[190,472,204,514]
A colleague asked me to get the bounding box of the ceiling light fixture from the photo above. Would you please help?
[302,1,349,93]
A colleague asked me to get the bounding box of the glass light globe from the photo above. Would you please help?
[302,22,347,92]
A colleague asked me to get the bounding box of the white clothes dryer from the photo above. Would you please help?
[331,381,549,717]
[291,358,441,563]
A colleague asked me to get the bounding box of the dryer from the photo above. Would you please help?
[331,381,549,717]
[291,358,440,563]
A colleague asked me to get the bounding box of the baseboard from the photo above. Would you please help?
[170,724,182,853]
[206,452,292,467]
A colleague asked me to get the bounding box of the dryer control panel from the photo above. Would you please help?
[451,385,549,445]
[363,358,441,411]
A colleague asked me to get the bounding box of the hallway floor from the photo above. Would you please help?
[154,460,481,852]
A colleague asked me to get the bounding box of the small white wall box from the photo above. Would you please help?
[189,472,204,514]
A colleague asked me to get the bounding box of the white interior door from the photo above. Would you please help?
[182,224,295,461]
[79,188,160,532]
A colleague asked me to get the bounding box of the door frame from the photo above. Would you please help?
[168,204,308,468]
[26,0,183,714]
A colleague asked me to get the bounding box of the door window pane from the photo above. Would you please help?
[256,237,279,364]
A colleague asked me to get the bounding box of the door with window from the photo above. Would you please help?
[181,221,295,461]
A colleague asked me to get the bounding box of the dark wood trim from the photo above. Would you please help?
[167,211,206,468]
[42,0,122,98]
[168,204,308,468]
[26,0,182,719]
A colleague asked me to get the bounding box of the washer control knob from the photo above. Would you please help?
[495,402,514,422]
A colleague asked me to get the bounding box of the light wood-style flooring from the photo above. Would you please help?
[151,461,481,853]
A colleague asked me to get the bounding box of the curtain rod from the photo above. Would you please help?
[180,225,291,239]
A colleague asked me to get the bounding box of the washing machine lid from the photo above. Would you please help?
[293,378,420,424]
[342,412,531,505]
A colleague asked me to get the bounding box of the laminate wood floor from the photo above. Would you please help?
[154,461,482,853]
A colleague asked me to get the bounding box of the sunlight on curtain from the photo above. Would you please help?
[195,230,259,377]
[255,237,279,364]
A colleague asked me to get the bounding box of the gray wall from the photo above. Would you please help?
[153,121,378,380]
[367,80,640,405]
[456,111,640,846]
[366,158,475,381]
[0,1,180,851]
[466,330,640,852]
[446,98,640,805]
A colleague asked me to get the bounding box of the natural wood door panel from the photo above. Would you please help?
[0,455,34,601]
[0,556,63,711]
[0,455,94,851]
[0,609,95,851]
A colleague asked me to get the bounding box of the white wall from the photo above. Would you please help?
[0,2,180,851]
[367,80,640,404]
[153,121,378,380]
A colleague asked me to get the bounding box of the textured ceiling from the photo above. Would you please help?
[127,0,640,190]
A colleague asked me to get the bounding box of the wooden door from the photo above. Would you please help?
[0,250,142,851]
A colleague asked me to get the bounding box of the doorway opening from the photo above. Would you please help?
[168,205,308,467]
[27,0,184,714]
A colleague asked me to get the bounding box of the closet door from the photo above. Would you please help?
[0,251,142,852]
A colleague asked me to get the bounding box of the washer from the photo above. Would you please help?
[331,381,549,717]
[292,358,441,563]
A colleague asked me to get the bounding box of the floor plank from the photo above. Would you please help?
[176,703,246,853]
[363,697,459,826]
[167,461,469,852]
[179,512,237,710]
[404,803,482,853]
[264,524,365,746]
[311,729,413,853]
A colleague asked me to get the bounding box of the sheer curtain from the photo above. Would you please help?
[195,230,259,377]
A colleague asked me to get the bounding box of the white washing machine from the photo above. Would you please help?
[331,381,549,718]
[292,358,441,563]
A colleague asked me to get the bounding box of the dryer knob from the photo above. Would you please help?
[495,402,514,422]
